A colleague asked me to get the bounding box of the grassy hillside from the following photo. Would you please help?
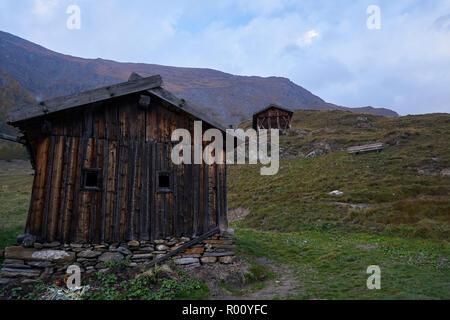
[233,110,450,239]
[228,110,449,299]
[0,68,34,160]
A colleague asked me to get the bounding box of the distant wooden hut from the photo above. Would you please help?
[252,104,293,133]
[6,73,228,244]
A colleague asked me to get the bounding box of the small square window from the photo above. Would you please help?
[83,168,102,191]
[159,174,170,188]
[157,171,172,193]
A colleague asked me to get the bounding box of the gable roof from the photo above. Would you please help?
[253,104,294,117]
[7,73,227,132]
[7,75,162,124]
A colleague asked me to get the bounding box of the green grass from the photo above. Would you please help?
[0,142,29,161]
[0,160,33,248]
[234,226,449,300]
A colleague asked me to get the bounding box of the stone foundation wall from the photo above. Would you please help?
[0,232,235,285]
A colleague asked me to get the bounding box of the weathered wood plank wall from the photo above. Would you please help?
[23,93,227,243]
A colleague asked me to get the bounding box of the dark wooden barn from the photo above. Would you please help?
[252,104,293,133]
[6,73,228,244]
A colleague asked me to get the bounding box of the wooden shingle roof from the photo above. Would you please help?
[7,73,227,132]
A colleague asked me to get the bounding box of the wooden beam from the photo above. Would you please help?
[0,132,25,144]
[8,75,163,124]
[347,143,384,154]
[144,227,220,268]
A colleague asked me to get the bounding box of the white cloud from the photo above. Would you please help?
[296,29,320,47]
[2,0,450,114]
[33,0,59,17]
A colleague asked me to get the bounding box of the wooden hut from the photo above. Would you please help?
[252,104,293,133]
[6,73,228,244]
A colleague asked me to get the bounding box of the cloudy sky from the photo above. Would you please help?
[0,0,449,115]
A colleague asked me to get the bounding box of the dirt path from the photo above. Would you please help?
[220,257,302,300]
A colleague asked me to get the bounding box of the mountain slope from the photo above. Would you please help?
[0,67,34,159]
[0,31,398,124]
[0,67,35,135]
[231,110,450,239]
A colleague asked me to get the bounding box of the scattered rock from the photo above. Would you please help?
[306,149,326,158]
[204,239,234,245]
[135,246,154,253]
[441,168,450,177]
[44,267,54,275]
[31,250,76,263]
[4,262,31,269]
[98,268,110,274]
[288,128,309,136]
[131,253,154,260]
[219,256,234,264]
[77,250,103,259]
[174,258,200,265]
[127,240,140,247]
[27,261,55,268]
[5,247,75,263]
[22,235,37,248]
[21,279,39,285]
[1,268,41,278]
[116,246,132,255]
[201,256,217,264]
[355,244,378,251]
[16,234,25,244]
[98,252,124,263]
[43,242,61,248]
[227,208,250,223]
[4,259,25,265]
[160,264,177,277]
[136,269,154,279]
[222,228,235,237]
[203,251,235,257]
[156,244,169,251]
[184,247,204,255]
[350,204,370,211]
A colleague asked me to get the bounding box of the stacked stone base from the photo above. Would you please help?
[0,232,235,285]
